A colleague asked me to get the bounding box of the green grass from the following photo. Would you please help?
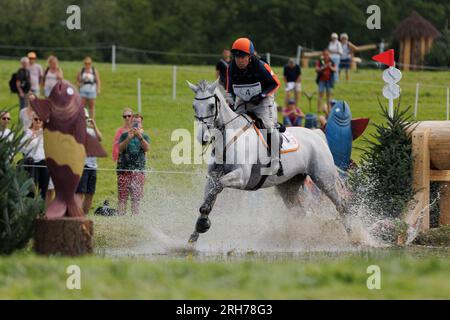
[1,59,449,299]
[1,250,449,299]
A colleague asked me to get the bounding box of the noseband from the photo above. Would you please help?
[194,94,220,128]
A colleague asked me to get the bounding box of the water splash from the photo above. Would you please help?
[100,173,387,257]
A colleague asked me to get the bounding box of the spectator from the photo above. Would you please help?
[27,51,43,96]
[315,49,336,115]
[283,99,305,127]
[0,111,13,141]
[328,33,342,82]
[117,113,150,215]
[77,56,101,119]
[283,58,302,105]
[76,109,103,215]
[112,107,134,162]
[43,55,63,97]
[19,101,34,130]
[21,113,49,200]
[339,33,356,81]
[215,49,231,90]
[16,57,31,110]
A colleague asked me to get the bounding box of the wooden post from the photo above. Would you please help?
[420,37,426,68]
[301,57,309,69]
[439,184,450,225]
[403,38,411,71]
[34,217,93,256]
[406,128,430,230]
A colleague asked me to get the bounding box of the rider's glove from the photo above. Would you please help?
[250,93,265,105]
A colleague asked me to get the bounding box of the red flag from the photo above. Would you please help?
[372,49,395,67]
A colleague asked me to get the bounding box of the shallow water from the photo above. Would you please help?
[96,173,449,262]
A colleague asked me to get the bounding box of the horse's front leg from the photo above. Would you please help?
[188,168,246,244]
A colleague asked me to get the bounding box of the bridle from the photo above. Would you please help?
[193,94,220,128]
[193,92,253,156]
[194,93,249,131]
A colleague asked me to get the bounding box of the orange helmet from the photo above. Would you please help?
[231,38,255,56]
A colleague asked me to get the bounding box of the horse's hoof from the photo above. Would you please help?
[196,216,211,233]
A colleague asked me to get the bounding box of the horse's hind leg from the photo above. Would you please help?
[276,174,306,209]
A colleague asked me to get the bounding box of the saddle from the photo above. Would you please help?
[245,112,295,153]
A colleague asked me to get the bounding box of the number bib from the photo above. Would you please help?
[232,82,262,102]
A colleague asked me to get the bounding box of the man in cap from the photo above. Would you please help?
[328,32,343,82]
[226,37,283,176]
[27,52,43,96]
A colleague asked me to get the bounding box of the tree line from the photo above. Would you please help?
[0,0,448,65]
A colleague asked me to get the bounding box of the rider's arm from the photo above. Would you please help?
[259,62,280,96]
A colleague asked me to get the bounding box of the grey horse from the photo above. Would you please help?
[187,79,350,245]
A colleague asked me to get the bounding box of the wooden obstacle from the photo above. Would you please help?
[406,121,450,230]
[34,217,93,256]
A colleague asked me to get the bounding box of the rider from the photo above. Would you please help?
[226,37,283,176]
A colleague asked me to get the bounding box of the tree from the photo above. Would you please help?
[0,121,44,255]
[425,29,450,67]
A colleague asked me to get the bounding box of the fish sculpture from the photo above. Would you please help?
[324,100,369,171]
[30,80,107,218]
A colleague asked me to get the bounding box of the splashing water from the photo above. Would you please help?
[100,173,389,258]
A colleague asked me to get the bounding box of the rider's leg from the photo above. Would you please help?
[251,97,282,176]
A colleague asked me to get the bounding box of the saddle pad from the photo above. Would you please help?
[253,125,299,154]
[280,131,299,154]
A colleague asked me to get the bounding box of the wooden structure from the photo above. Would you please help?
[394,11,441,71]
[34,217,93,256]
[406,122,450,231]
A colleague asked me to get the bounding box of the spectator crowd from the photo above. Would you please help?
[2,52,150,216]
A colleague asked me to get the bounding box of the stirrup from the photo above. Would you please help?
[276,161,284,176]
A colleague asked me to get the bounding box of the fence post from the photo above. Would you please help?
[447,87,449,121]
[112,44,116,72]
[137,78,142,114]
[172,65,177,100]
[296,45,302,65]
[414,83,420,119]
[266,52,271,65]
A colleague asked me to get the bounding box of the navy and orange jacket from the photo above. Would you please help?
[226,57,280,98]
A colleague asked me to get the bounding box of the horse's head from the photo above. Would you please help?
[187,79,220,145]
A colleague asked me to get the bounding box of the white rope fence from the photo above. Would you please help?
[20,164,206,175]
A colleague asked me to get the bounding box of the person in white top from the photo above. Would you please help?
[339,33,357,81]
[43,55,64,97]
[19,102,34,130]
[328,33,343,82]
[0,111,13,142]
[21,113,49,199]
[27,52,43,96]
[77,56,101,120]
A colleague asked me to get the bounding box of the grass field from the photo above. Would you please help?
[1,249,450,299]
[1,59,449,299]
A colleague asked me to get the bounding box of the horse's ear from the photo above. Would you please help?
[208,78,220,93]
[186,80,198,93]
